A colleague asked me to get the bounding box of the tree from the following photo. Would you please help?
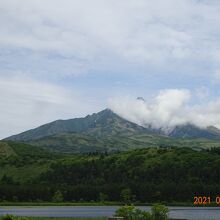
[1,175,15,185]
[120,188,132,204]
[99,192,108,202]
[52,190,64,202]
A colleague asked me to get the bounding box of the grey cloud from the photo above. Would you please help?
[1,0,220,77]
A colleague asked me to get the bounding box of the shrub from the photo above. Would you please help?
[115,205,135,220]
[1,215,29,220]
[151,204,168,220]
[115,205,151,220]
[1,214,14,220]
[115,204,168,220]
[133,208,152,220]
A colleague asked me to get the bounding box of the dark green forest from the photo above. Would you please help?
[1,141,220,203]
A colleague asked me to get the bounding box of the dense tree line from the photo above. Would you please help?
[1,147,220,203]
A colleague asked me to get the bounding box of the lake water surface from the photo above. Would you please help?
[0,206,220,219]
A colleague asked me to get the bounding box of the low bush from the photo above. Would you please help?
[151,204,168,220]
[115,204,168,220]
[1,215,14,220]
[1,215,29,220]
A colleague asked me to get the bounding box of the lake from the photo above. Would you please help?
[0,206,220,219]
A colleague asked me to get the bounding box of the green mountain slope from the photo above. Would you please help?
[5,109,220,153]
[0,141,55,158]
[6,109,149,141]
[0,140,58,184]
[27,133,168,153]
[0,142,16,157]
[15,131,220,153]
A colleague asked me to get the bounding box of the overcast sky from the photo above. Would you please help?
[1,0,220,138]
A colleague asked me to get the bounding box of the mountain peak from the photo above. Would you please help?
[5,108,148,141]
[169,123,220,139]
[137,97,145,102]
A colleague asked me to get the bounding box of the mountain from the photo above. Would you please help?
[5,108,220,153]
[207,126,220,135]
[6,109,159,153]
[6,109,150,141]
[168,124,220,139]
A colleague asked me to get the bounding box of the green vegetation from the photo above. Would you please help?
[1,214,14,220]
[0,141,56,158]
[115,204,168,220]
[6,109,220,153]
[1,140,220,204]
[52,190,64,202]
[151,205,168,220]
[26,132,220,153]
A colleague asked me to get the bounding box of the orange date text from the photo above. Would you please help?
[194,196,220,205]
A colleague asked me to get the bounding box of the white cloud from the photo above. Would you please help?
[108,89,220,131]
[1,0,220,138]
[1,0,220,76]
[0,75,102,139]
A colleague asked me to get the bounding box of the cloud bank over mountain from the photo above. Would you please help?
[109,89,220,130]
[1,0,220,137]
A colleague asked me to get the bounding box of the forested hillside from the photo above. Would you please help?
[1,141,220,203]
